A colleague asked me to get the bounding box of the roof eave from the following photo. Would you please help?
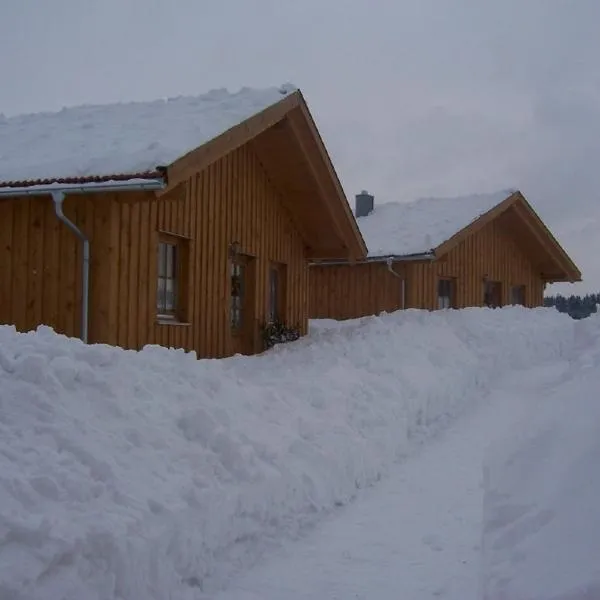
[512,194,583,285]
[432,191,519,258]
[0,176,166,198]
[293,92,368,260]
[309,251,435,267]
[0,168,167,191]
[163,90,303,192]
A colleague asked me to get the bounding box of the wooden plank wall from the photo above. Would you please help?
[309,262,405,319]
[111,142,308,358]
[0,143,308,358]
[309,217,544,320]
[0,194,114,341]
[410,217,544,309]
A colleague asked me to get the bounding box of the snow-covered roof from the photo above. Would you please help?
[358,190,516,257]
[0,84,297,183]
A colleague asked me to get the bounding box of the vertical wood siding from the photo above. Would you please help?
[0,194,115,341]
[310,262,405,320]
[110,142,308,358]
[309,216,545,320]
[0,143,308,358]
[419,217,544,308]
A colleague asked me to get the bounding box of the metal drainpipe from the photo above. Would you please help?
[0,179,166,343]
[386,257,406,309]
[50,191,90,343]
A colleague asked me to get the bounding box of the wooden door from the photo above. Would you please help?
[229,254,257,355]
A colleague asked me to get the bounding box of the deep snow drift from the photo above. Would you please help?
[0,307,581,599]
[481,313,600,600]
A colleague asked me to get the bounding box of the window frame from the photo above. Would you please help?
[267,262,287,324]
[437,277,455,310]
[156,232,189,323]
[230,255,249,332]
[484,280,503,308]
[510,284,526,306]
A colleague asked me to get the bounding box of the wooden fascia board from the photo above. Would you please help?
[160,91,302,193]
[516,196,582,282]
[432,192,518,258]
[511,198,582,282]
[294,94,368,260]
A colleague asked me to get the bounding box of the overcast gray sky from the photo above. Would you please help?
[2,0,599,292]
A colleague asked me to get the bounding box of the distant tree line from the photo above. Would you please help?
[544,293,600,320]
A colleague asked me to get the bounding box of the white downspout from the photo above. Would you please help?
[0,178,166,344]
[51,191,90,343]
[386,257,406,309]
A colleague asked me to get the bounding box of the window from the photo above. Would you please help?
[157,233,188,321]
[484,280,502,308]
[437,278,455,309]
[268,265,280,323]
[268,263,287,323]
[230,259,246,330]
[510,285,526,306]
[157,240,179,317]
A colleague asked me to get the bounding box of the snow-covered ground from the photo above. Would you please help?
[211,363,569,600]
[481,314,600,600]
[0,307,596,599]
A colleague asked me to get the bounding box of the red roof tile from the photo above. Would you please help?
[0,170,166,189]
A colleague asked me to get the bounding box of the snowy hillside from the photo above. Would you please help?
[0,307,579,599]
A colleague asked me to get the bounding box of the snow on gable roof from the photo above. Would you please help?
[0,84,297,183]
[358,189,516,257]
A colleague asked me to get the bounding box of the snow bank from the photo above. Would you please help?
[480,313,600,600]
[356,189,514,257]
[0,307,576,599]
[0,84,296,182]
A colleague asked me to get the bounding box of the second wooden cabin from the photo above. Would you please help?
[310,189,581,320]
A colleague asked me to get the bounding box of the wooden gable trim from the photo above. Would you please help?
[286,108,357,259]
[510,194,581,282]
[432,190,581,283]
[433,192,518,258]
[163,87,367,262]
[294,94,368,260]
[163,91,302,191]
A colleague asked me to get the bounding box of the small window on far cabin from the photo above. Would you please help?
[157,234,187,320]
[437,278,455,309]
[510,285,526,306]
[484,280,503,308]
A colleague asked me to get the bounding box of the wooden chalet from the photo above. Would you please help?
[310,189,581,320]
[0,85,367,358]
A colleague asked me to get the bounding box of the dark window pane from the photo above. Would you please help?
[269,266,279,322]
[165,277,175,311]
[166,244,176,278]
[510,285,525,305]
[437,279,453,309]
[157,276,166,312]
[158,243,167,277]
[157,241,180,316]
[230,260,246,329]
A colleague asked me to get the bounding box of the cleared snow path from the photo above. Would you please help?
[212,363,571,600]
